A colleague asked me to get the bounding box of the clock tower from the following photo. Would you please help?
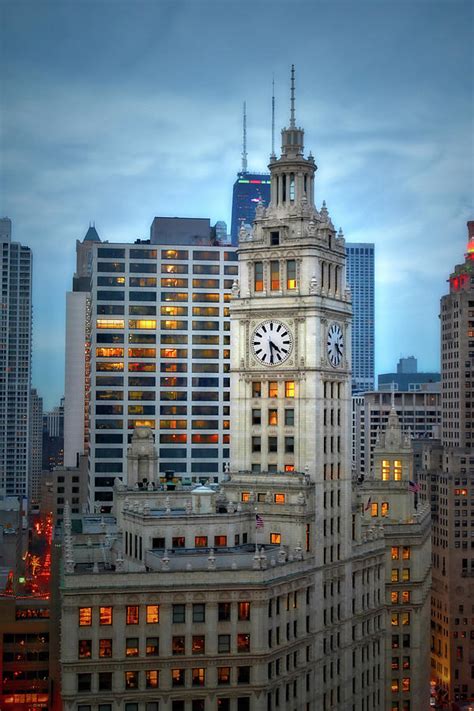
[230,68,351,523]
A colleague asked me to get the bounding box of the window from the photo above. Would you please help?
[401,591,410,604]
[391,591,399,604]
[391,679,399,693]
[218,667,231,684]
[214,535,227,547]
[173,604,186,623]
[402,568,410,582]
[147,605,159,623]
[238,666,251,684]
[271,532,281,544]
[402,546,411,560]
[285,381,295,398]
[252,437,261,452]
[252,409,261,425]
[99,606,113,625]
[238,602,251,621]
[391,546,399,560]
[172,669,185,686]
[269,381,278,398]
[126,638,139,657]
[146,670,159,688]
[125,670,139,689]
[394,460,402,480]
[381,502,389,517]
[270,260,280,290]
[78,639,92,658]
[77,673,91,692]
[274,493,286,504]
[146,637,159,656]
[98,672,112,691]
[391,569,399,582]
[218,635,231,653]
[382,459,390,480]
[172,536,186,548]
[193,604,206,622]
[286,260,297,289]
[172,636,185,655]
[401,678,410,692]
[285,437,294,454]
[254,262,264,292]
[192,635,205,654]
[285,409,294,426]
[192,668,205,686]
[252,382,261,398]
[370,502,378,517]
[218,602,231,621]
[195,536,208,547]
[268,436,278,453]
[99,639,112,658]
[79,607,92,626]
[268,409,278,426]
[126,606,139,624]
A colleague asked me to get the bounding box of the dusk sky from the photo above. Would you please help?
[1,0,473,409]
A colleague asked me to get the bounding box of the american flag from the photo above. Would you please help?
[408,480,420,493]
[364,497,372,511]
[255,513,264,529]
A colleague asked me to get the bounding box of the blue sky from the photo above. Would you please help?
[1,0,473,409]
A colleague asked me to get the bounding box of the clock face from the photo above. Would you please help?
[252,320,293,366]
[327,323,344,367]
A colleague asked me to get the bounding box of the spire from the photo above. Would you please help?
[241,101,248,173]
[271,76,276,157]
[290,64,296,127]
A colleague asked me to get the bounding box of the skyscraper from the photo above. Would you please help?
[419,220,474,706]
[29,388,43,506]
[345,242,375,393]
[64,225,101,467]
[0,218,32,498]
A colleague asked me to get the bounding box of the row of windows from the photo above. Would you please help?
[96,305,231,317]
[96,362,230,373]
[97,275,237,287]
[252,381,295,398]
[94,377,230,389]
[79,603,249,626]
[252,409,294,426]
[254,260,296,292]
[97,248,238,261]
[77,697,248,711]
[95,348,230,359]
[76,666,249,691]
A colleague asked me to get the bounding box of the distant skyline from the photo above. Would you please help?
[1,0,473,409]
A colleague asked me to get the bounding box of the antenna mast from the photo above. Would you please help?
[290,64,296,127]
[271,76,275,156]
[241,101,248,173]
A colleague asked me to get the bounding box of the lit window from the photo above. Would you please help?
[382,459,390,480]
[271,533,281,544]
[99,639,112,658]
[125,671,139,689]
[214,536,227,547]
[381,502,389,517]
[268,409,278,426]
[146,637,159,656]
[391,547,399,560]
[237,634,250,653]
[284,464,295,472]
[401,612,410,626]
[146,605,159,624]
[79,607,92,626]
[96,347,124,358]
[391,591,399,604]
[238,602,251,621]
[172,668,185,686]
[402,568,410,582]
[394,460,402,481]
[391,569,399,583]
[401,677,410,692]
[96,319,125,329]
[270,260,280,290]
[285,381,295,398]
[402,547,410,560]
[391,613,399,626]
[218,667,231,684]
[78,640,92,658]
[195,536,208,547]
[274,493,286,505]
[99,607,113,625]
[192,636,205,654]
[126,606,139,625]
[192,667,205,686]
[128,348,156,358]
[286,260,297,289]
[254,262,264,292]
[401,591,410,604]
[126,638,139,657]
[128,319,156,329]
[391,678,399,692]
[145,670,159,689]
[370,502,378,517]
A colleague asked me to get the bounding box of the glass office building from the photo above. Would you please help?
[230,173,271,246]
[346,242,375,394]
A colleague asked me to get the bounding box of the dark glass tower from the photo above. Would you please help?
[230,172,271,246]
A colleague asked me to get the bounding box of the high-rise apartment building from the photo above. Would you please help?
[87,220,236,511]
[419,221,474,706]
[64,226,101,467]
[345,243,374,394]
[0,218,33,498]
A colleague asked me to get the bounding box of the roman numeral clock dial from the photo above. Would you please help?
[327,322,344,367]
[252,320,293,366]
